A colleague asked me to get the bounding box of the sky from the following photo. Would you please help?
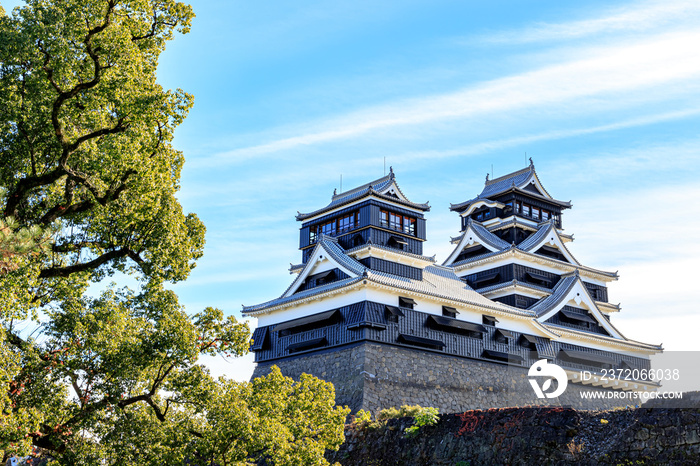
[4,0,700,382]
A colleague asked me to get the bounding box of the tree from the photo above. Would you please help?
[0,1,349,464]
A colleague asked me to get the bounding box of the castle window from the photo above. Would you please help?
[321,219,336,236]
[389,212,401,230]
[520,334,538,350]
[532,207,540,220]
[315,270,335,286]
[515,201,521,214]
[560,310,596,328]
[387,235,408,250]
[494,328,514,344]
[338,212,359,233]
[482,349,523,364]
[427,315,485,338]
[398,334,445,351]
[471,272,500,287]
[249,327,269,351]
[522,204,531,217]
[399,297,416,309]
[542,210,550,221]
[274,310,341,336]
[380,210,417,236]
[287,337,328,354]
[403,216,416,235]
[352,233,364,247]
[525,271,551,287]
[310,226,317,244]
[384,305,404,323]
[558,349,615,369]
[442,306,458,318]
[482,315,498,326]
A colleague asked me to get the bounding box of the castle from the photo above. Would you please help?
[243,161,662,412]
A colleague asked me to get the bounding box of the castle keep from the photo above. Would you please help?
[243,162,662,412]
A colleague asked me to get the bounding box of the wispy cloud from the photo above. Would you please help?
[479,0,700,44]
[196,29,700,166]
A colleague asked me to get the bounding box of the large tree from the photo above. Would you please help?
[0,1,348,464]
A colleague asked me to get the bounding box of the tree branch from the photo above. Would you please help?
[38,247,134,278]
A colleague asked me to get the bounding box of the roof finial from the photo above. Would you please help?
[529,157,534,168]
[485,173,490,182]
[389,165,394,174]
[333,188,337,195]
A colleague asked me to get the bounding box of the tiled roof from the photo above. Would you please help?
[449,221,581,267]
[242,276,364,313]
[529,273,579,316]
[243,251,530,316]
[480,166,535,198]
[469,219,511,250]
[276,235,366,299]
[296,169,429,221]
[517,220,555,251]
[344,242,436,263]
[487,218,538,233]
[317,235,367,276]
[475,279,553,295]
[449,196,502,213]
[517,221,580,265]
[451,247,618,280]
[450,248,506,268]
[365,265,531,316]
[450,162,570,211]
[443,219,511,266]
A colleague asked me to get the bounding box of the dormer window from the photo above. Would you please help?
[483,315,498,326]
[399,297,416,309]
[385,305,404,323]
[442,306,458,318]
[387,236,408,250]
[494,328,513,344]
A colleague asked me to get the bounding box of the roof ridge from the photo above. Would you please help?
[484,165,533,186]
[331,172,392,201]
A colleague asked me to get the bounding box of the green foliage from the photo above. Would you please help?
[353,409,372,425]
[377,404,439,423]
[374,405,440,437]
[0,1,348,464]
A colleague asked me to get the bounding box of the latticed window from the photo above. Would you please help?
[321,220,336,235]
[403,216,415,235]
[381,209,417,236]
[338,212,358,233]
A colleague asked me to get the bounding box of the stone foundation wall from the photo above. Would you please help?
[327,407,700,465]
[251,342,633,413]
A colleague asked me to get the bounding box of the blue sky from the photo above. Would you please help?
[4,0,700,380]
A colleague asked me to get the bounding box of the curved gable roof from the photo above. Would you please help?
[296,168,429,221]
[280,235,366,298]
[518,220,580,265]
[450,161,571,212]
[443,219,511,266]
[532,272,624,339]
